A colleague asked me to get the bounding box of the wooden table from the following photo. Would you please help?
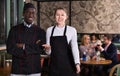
[80,59,112,76]
[41,54,50,59]
[40,55,50,67]
[80,59,112,65]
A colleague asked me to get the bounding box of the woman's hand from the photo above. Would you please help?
[76,64,81,74]
[88,49,92,53]
[42,44,51,51]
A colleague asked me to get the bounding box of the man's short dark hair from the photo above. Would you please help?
[23,3,35,13]
[104,34,113,40]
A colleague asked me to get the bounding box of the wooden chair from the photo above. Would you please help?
[109,64,120,76]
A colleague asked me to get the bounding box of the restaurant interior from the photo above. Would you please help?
[0,0,120,76]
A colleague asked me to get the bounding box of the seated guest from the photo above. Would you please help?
[80,34,96,60]
[90,34,102,57]
[79,35,96,76]
[91,34,102,48]
[97,34,118,75]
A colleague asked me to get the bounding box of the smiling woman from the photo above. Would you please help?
[44,7,80,76]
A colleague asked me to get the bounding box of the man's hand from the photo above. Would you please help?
[16,43,24,48]
[76,64,81,74]
[97,45,104,52]
[36,40,41,44]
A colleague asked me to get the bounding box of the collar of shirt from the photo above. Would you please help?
[23,21,34,28]
[104,41,111,51]
[56,25,65,31]
[56,25,65,28]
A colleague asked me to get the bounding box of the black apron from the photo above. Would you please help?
[49,26,77,76]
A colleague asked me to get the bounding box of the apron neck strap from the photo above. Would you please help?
[51,26,56,36]
[51,25,67,36]
[64,26,67,36]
